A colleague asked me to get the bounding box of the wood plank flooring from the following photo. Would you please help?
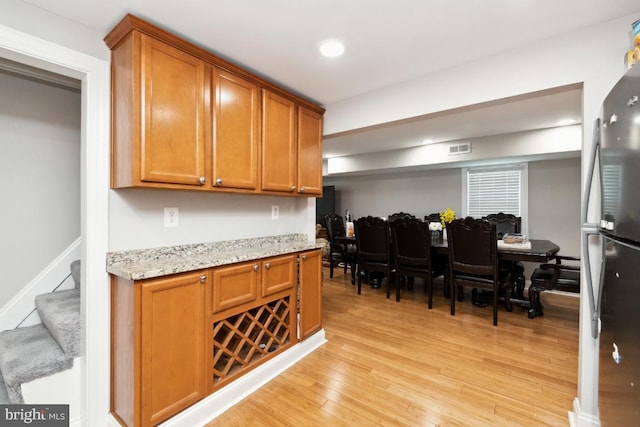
[206,267,579,426]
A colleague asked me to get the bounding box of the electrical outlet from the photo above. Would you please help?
[271,205,279,220]
[164,207,179,227]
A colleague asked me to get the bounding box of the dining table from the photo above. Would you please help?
[338,235,560,308]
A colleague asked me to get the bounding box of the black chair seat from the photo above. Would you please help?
[528,255,580,318]
[531,268,580,288]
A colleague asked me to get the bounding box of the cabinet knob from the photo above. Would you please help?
[265,262,271,269]
[199,176,206,185]
[199,275,206,283]
[216,178,223,186]
[300,187,305,193]
[301,255,308,261]
[253,264,259,271]
[290,186,296,192]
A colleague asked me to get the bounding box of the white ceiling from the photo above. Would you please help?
[18,0,639,157]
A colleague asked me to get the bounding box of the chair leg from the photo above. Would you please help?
[350,262,356,284]
[427,275,433,309]
[504,286,513,312]
[492,287,498,326]
[357,266,362,295]
[329,258,334,278]
[395,272,401,302]
[450,281,456,315]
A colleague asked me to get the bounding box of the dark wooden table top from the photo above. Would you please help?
[338,236,560,263]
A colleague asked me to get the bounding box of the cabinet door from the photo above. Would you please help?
[140,270,206,426]
[212,68,260,190]
[299,249,322,339]
[211,261,259,314]
[140,35,206,186]
[262,254,296,297]
[297,106,323,196]
[261,89,297,193]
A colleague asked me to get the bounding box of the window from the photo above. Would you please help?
[462,164,528,232]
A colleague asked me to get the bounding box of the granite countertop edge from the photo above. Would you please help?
[107,234,325,281]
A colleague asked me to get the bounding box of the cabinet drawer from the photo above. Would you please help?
[261,254,296,297]
[211,262,259,314]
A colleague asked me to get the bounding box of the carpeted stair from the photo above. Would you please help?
[0,261,81,404]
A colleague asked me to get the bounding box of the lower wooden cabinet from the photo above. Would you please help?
[111,250,321,426]
[299,249,322,339]
[111,270,207,427]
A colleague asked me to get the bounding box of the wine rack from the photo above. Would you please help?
[212,296,291,385]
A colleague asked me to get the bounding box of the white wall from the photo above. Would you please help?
[108,190,315,251]
[0,71,80,306]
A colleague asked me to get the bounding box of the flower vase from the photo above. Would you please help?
[430,230,442,244]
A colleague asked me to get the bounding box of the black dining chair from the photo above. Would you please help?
[447,217,512,326]
[390,216,444,306]
[354,216,392,297]
[528,255,580,318]
[483,212,526,299]
[325,213,357,284]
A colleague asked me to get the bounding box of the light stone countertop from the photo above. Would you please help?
[107,234,323,280]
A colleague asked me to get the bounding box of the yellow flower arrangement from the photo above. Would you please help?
[439,208,456,228]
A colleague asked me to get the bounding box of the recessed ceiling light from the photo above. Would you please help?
[319,39,345,58]
[420,139,435,145]
[556,118,578,126]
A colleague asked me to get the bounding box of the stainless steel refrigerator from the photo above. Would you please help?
[583,63,640,425]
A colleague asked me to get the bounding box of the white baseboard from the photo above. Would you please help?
[108,331,327,427]
[569,397,600,427]
[0,238,80,331]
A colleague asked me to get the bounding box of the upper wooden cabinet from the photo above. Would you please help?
[297,106,323,196]
[212,68,260,191]
[262,90,297,193]
[262,90,324,196]
[105,14,324,196]
[110,31,207,188]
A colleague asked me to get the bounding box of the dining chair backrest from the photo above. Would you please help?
[390,217,430,268]
[483,212,521,239]
[325,213,347,242]
[447,217,497,277]
[424,213,441,224]
[354,216,389,263]
[388,211,416,223]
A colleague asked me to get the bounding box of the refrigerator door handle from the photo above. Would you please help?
[582,229,605,339]
[582,118,601,230]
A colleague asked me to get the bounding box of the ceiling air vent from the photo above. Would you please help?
[448,142,471,155]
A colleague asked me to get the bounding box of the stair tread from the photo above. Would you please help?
[35,289,80,357]
[0,324,73,398]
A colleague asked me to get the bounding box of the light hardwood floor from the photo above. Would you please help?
[207,267,579,426]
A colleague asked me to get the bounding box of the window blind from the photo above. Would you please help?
[467,168,521,218]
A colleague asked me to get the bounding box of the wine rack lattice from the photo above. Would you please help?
[212,296,291,384]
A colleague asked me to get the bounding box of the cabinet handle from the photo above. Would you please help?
[265,262,271,269]
[216,178,223,186]
[302,255,307,261]
[199,275,206,283]
[300,187,305,193]
[290,186,296,192]
[253,264,259,271]
[199,176,206,185]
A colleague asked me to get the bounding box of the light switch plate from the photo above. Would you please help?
[271,205,279,220]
